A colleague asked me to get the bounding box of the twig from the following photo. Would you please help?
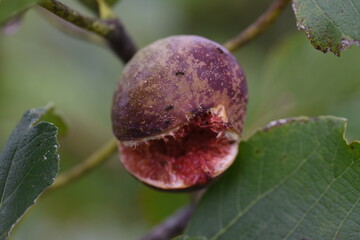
[38,0,137,62]
[140,205,196,240]
[36,6,107,47]
[96,0,116,20]
[224,0,291,52]
[46,139,118,192]
[105,18,138,63]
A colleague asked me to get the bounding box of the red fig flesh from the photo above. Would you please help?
[112,35,248,190]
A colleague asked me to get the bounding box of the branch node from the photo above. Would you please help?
[38,0,137,63]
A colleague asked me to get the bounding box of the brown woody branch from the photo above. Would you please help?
[39,0,137,62]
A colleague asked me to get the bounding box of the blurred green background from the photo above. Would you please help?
[1,0,360,239]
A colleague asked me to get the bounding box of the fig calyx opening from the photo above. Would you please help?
[119,105,239,190]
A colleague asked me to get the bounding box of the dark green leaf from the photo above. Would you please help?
[0,108,60,240]
[185,116,360,239]
[293,0,360,56]
[0,0,38,25]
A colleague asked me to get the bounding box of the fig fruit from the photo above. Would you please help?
[112,35,248,191]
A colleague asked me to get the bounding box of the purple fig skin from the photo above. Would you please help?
[112,35,248,141]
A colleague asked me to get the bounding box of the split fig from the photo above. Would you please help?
[112,35,248,191]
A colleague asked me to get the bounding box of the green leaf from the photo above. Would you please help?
[292,0,360,56]
[40,103,68,137]
[0,0,38,25]
[0,108,60,240]
[77,0,120,16]
[185,116,360,239]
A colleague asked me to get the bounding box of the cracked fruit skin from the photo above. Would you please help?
[112,35,248,191]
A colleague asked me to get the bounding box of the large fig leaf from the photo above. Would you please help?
[181,116,360,239]
[292,0,360,56]
[0,108,60,240]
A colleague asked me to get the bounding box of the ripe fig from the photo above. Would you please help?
[112,35,248,191]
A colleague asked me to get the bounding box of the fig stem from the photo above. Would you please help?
[224,0,291,52]
[140,204,196,240]
[36,6,108,47]
[38,0,137,63]
[46,139,117,192]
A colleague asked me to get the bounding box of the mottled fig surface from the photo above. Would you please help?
[112,35,248,190]
[112,35,247,141]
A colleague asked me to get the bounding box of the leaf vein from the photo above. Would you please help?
[333,188,360,239]
[0,143,20,205]
[311,0,349,38]
[349,0,360,15]
[283,142,346,239]
[0,132,45,205]
[209,140,323,240]
[1,145,52,206]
